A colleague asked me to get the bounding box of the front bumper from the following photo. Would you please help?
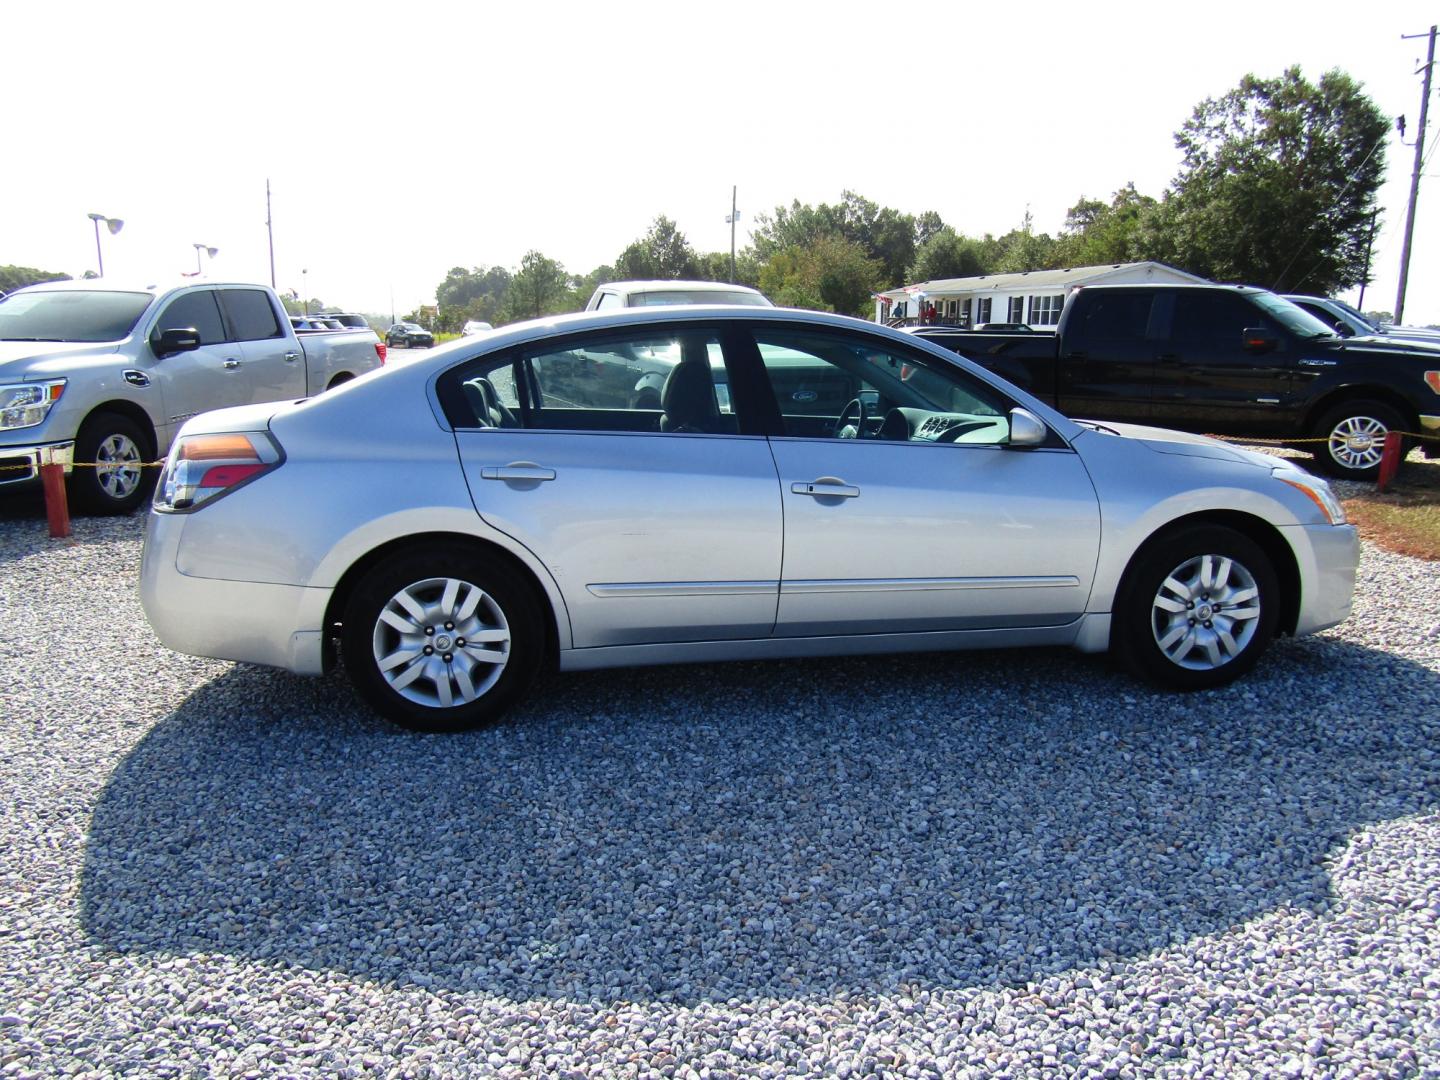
[139,508,333,675]
[0,441,73,488]
[1284,522,1360,637]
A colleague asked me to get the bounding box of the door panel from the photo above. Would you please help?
[770,439,1101,634]
[456,431,783,648]
[219,288,306,403]
[147,288,247,427]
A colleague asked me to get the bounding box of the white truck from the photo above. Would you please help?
[0,279,386,513]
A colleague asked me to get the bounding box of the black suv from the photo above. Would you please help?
[386,322,435,349]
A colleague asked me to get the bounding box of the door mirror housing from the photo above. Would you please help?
[1007,407,1047,447]
[1241,327,1279,354]
[153,327,201,357]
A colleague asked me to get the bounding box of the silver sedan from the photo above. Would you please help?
[140,307,1359,731]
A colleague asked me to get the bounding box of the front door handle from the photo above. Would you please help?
[223,358,241,370]
[480,462,556,482]
[792,478,859,498]
[283,351,300,363]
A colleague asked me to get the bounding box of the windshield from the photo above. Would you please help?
[0,290,154,342]
[1252,293,1337,338]
[632,290,770,307]
[1328,298,1379,330]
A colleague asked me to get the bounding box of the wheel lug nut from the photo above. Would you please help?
[424,626,434,636]
[443,653,453,663]
[456,638,466,647]
[1188,619,1196,626]
[1204,621,1213,629]
[423,646,433,655]
[445,622,454,631]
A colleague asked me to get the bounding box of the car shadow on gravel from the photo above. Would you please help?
[79,635,1440,1005]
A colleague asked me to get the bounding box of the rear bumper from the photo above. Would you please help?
[139,509,332,675]
[0,441,73,488]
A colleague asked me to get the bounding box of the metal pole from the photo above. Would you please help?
[730,186,737,284]
[266,179,277,289]
[92,217,104,277]
[1396,25,1436,323]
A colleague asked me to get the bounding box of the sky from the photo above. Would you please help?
[6,1,1438,324]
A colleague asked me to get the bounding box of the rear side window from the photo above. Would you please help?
[219,289,283,341]
[594,292,622,310]
[1072,292,1154,341]
[1171,292,1265,343]
[154,290,225,345]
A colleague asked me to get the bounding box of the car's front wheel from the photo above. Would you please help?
[342,545,543,731]
[1312,399,1406,480]
[1115,525,1279,690]
[71,411,154,515]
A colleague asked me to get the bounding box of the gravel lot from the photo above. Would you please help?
[1,498,1438,1078]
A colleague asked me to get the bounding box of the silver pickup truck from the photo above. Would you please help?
[0,279,386,513]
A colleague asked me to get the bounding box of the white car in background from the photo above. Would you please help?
[462,320,493,336]
[586,280,771,310]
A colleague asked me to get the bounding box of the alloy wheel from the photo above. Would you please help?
[1150,553,1261,671]
[370,576,511,709]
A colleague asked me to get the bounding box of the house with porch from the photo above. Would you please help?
[874,261,1207,328]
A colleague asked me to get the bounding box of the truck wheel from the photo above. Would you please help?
[1312,399,1405,480]
[342,544,543,732]
[71,412,155,515]
[1114,524,1278,691]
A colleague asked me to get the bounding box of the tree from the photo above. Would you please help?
[436,265,512,328]
[0,265,70,292]
[757,236,882,316]
[1164,66,1389,293]
[502,250,573,321]
[1052,184,1160,267]
[612,216,699,280]
[908,227,991,282]
[750,191,919,288]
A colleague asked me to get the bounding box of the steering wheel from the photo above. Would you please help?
[835,397,869,439]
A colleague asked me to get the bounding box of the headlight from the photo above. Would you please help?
[1274,469,1347,525]
[0,380,65,431]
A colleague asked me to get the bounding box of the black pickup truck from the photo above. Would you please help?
[915,283,1440,479]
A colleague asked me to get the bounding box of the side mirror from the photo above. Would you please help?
[1241,327,1278,354]
[1007,407,1047,448]
[153,327,201,357]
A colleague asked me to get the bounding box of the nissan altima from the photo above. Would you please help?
[140,307,1359,731]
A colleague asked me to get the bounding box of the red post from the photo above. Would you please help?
[40,462,71,538]
[1377,432,1403,492]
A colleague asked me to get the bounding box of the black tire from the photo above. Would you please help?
[1311,398,1406,480]
[326,373,354,391]
[387,337,405,349]
[1114,525,1279,691]
[70,411,155,515]
[342,544,543,732]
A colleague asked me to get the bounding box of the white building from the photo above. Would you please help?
[874,261,1207,328]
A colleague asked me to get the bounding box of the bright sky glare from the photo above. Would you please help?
[6,0,1437,324]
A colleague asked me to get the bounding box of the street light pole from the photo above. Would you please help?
[725,186,740,284]
[301,269,309,316]
[192,243,218,275]
[86,212,123,277]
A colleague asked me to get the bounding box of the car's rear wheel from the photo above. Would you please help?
[1312,399,1406,480]
[71,411,154,515]
[1114,525,1278,690]
[342,545,542,731]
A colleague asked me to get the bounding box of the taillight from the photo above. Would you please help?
[154,431,282,512]
[1425,370,1440,394]
[376,342,387,365]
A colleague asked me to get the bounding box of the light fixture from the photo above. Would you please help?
[192,243,218,274]
[86,213,124,276]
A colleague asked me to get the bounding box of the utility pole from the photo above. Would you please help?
[266,179,277,289]
[725,186,740,283]
[1396,25,1435,323]
[1359,208,1380,309]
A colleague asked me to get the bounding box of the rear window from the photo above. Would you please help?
[0,290,153,343]
[219,289,283,341]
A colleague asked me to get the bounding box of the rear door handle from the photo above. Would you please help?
[792,478,859,498]
[223,359,241,369]
[284,351,300,363]
[481,463,556,482]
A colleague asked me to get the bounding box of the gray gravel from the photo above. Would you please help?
[2,500,1439,1078]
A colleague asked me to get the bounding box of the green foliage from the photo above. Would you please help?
[613,217,700,280]
[758,235,882,316]
[908,227,990,282]
[751,191,932,289]
[1052,184,1160,267]
[1164,66,1389,293]
[0,265,71,292]
[436,265,513,330]
[502,250,574,322]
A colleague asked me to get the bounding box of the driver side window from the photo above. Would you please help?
[751,330,1009,444]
